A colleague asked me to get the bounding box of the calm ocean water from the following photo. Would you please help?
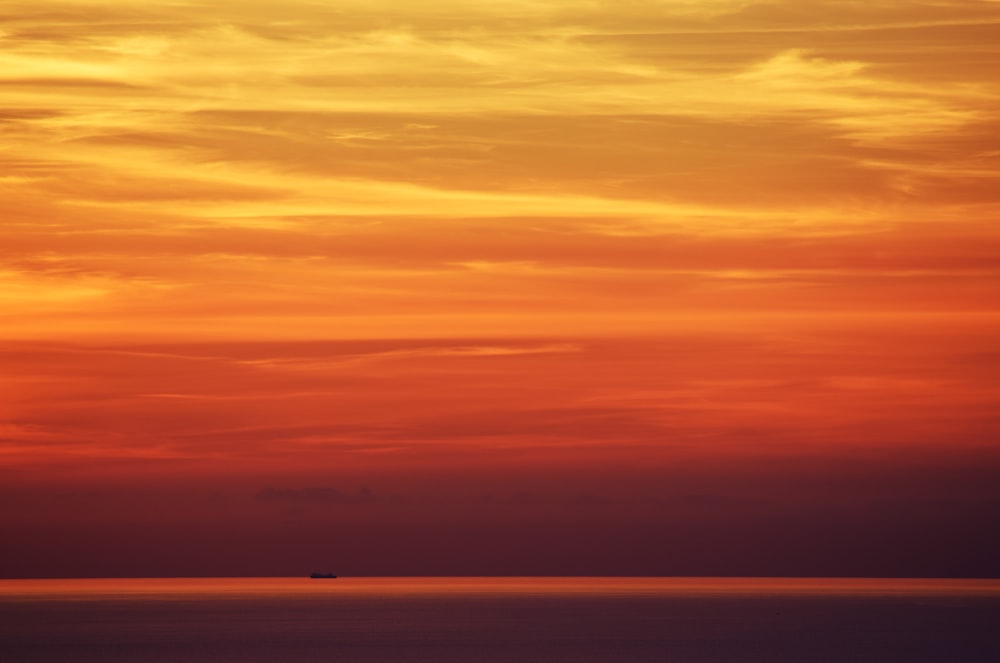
[1,577,998,662]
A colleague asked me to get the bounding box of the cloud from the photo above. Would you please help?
[1,0,996,299]
[256,486,378,505]
[1,1,998,574]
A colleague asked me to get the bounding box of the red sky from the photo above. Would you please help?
[2,0,999,578]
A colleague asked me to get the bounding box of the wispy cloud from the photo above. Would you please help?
[1,1,998,521]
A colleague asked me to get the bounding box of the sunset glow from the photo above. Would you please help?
[2,0,999,577]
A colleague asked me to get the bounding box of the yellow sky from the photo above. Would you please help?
[1,0,999,458]
[2,1,1000,577]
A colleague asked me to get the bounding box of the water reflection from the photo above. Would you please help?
[3,576,999,601]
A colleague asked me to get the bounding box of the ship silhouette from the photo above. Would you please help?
[309,572,338,579]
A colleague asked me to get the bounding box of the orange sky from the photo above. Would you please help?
[2,0,999,577]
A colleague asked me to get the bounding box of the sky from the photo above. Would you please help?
[1,0,999,578]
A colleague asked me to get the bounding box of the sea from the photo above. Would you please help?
[1,577,998,662]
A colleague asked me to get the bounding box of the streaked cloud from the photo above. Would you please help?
[1,0,999,576]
